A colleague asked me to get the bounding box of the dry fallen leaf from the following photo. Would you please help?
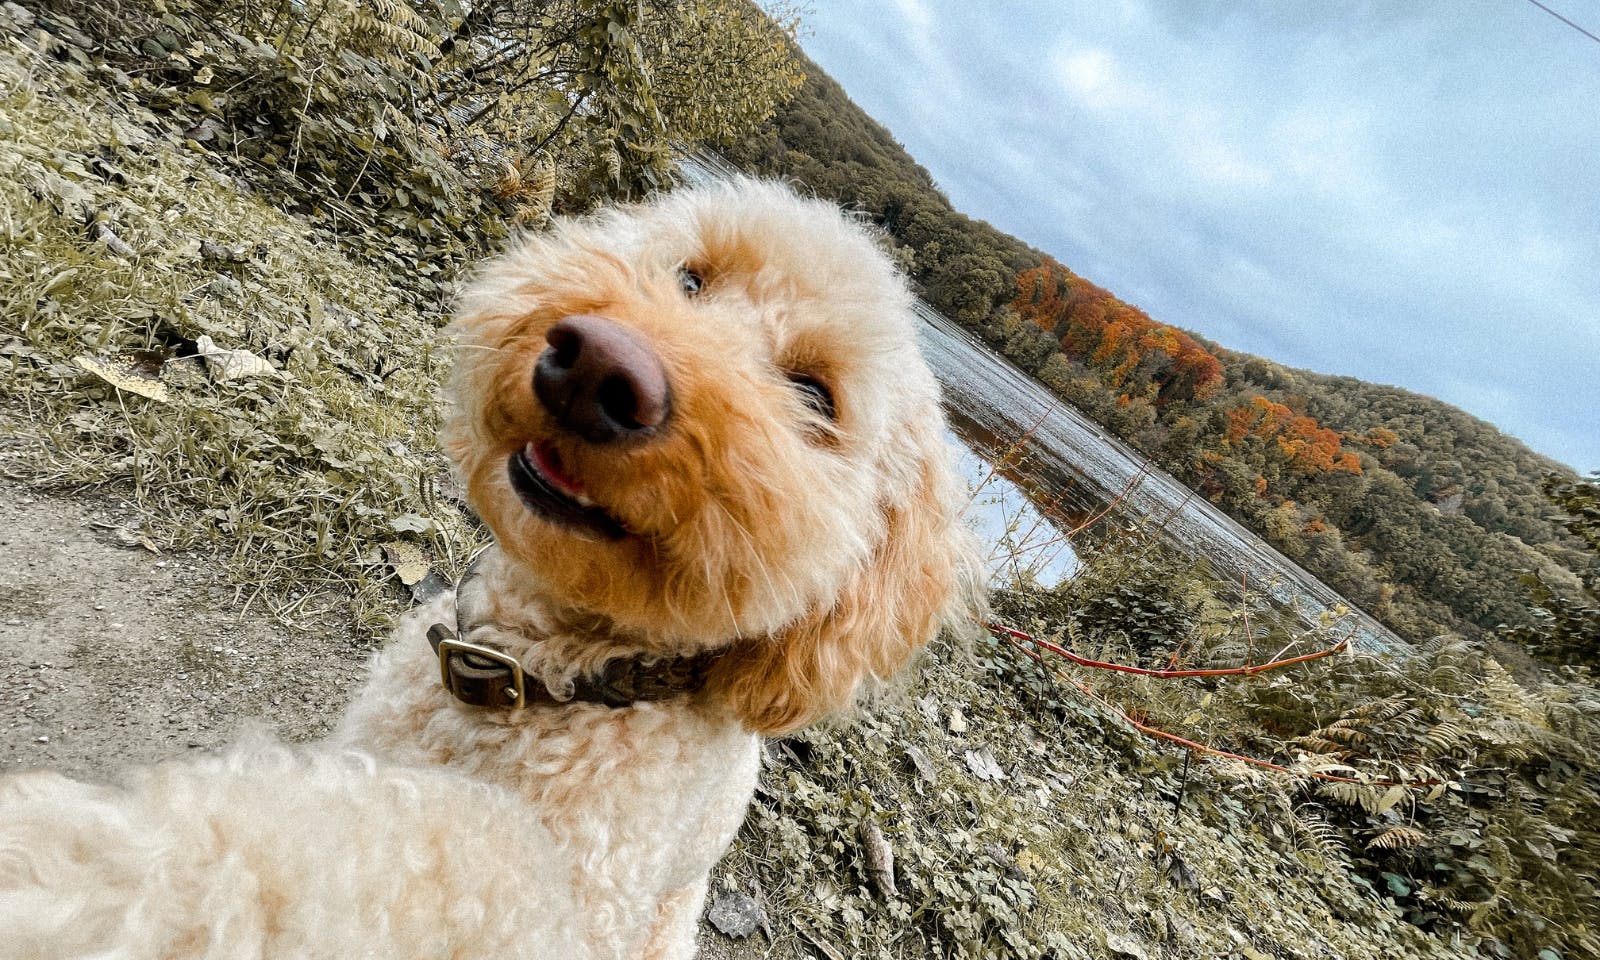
[74,353,170,402]
[963,748,1006,782]
[904,744,936,783]
[192,334,276,381]
[946,705,968,733]
[381,541,429,586]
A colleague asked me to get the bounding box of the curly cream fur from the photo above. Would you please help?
[0,178,981,959]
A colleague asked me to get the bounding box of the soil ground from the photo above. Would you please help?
[0,465,368,780]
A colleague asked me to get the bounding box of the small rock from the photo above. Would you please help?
[3,3,37,29]
[1163,912,1195,944]
[859,822,897,898]
[1104,932,1147,960]
[410,570,452,605]
[184,117,225,144]
[91,219,137,259]
[705,889,764,939]
[983,843,1028,881]
[35,736,48,744]
[199,240,247,263]
[191,334,276,381]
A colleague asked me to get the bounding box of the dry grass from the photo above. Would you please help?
[711,627,1466,960]
[0,37,482,637]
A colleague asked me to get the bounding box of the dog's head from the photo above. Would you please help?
[447,178,981,734]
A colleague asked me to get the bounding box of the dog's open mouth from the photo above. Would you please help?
[507,442,626,540]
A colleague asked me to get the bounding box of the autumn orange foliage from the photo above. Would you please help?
[1225,396,1362,476]
[1012,257,1222,405]
[1359,427,1399,450]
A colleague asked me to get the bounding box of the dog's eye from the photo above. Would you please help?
[787,373,836,422]
[678,266,703,297]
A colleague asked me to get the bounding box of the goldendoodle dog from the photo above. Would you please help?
[0,178,980,959]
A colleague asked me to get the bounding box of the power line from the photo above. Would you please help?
[1522,0,1600,46]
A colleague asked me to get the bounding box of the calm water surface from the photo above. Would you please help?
[917,306,1403,652]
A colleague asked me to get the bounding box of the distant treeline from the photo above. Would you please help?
[726,52,1596,645]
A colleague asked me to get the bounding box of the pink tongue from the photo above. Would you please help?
[528,442,586,498]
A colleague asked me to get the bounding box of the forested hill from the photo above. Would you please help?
[725,52,1596,645]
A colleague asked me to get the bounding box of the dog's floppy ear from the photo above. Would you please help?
[706,440,982,736]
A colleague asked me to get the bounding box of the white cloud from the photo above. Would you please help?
[1052,48,1126,112]
[800,2,1600,469]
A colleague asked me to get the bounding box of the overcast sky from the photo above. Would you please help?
[799,0,1600,472]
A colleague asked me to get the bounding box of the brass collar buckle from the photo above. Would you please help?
[424,544,721,711]
[429,624,527,710]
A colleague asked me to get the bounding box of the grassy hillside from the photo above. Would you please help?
[725,52,1595,649]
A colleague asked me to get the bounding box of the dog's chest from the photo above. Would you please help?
[339,627,761,890]
[445,701,762,917]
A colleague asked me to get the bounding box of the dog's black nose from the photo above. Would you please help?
[534,315,671,444]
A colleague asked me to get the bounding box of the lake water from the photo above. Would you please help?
[917,306,1403,653]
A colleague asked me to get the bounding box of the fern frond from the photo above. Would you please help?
[1367,825,1426,850]
[1316,780,1366,809]
[1352,695,1414,724]
[1297,736,1347,755]
[1422,719,1471,758]
[1314,779,1406,815]
[1320,719,1369,743]
[1432,893,1489,918]
[1289,807,1348,862]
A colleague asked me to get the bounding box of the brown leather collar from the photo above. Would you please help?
[426,546,720,711]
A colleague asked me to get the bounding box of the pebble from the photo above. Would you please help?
[706,890,765,939]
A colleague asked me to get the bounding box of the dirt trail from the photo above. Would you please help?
[0,472,368,780]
